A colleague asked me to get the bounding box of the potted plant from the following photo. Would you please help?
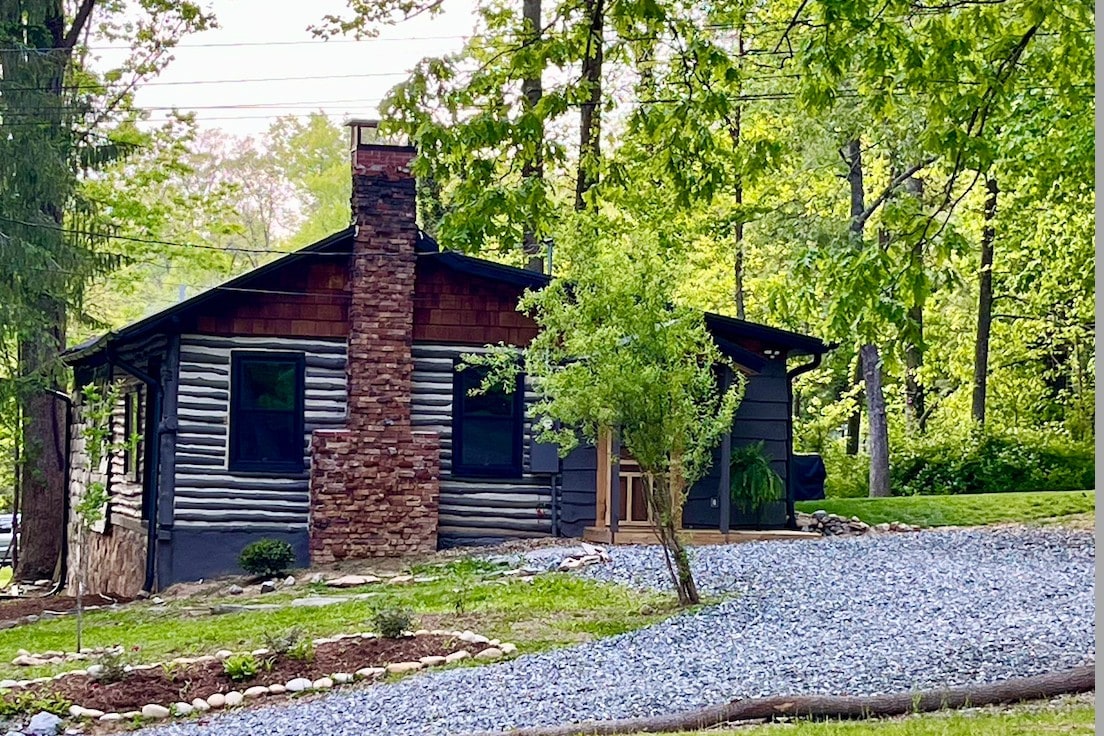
[729,441,786,527]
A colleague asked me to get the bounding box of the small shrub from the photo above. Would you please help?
[238,539,296,577]
[91,648,132,684]
[263,626,306,655]
[222,653,259,682]
[287,638,315,663]
[371,607,413,639]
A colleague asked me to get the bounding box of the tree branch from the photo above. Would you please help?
[61,0,98,54]
[467,665,1095,736]
[854,156,937,231]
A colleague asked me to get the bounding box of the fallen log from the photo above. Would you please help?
[472,664,1094,736]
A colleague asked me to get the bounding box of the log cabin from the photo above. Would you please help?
[60,121,831,595]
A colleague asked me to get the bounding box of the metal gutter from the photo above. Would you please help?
[784,351,826,529]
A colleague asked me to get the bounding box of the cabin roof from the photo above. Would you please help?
[63,228,830,365]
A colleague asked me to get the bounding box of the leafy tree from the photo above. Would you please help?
[0,0,214,580]
[470,215,743,604]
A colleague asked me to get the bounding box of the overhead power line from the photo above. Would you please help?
[0,33,472,52]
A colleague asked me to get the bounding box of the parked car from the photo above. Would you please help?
[0,514,17,567]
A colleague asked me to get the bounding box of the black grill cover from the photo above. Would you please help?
[792,453,826,501]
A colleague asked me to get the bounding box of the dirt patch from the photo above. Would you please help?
[14,635,488,713]
[0,595,128,624]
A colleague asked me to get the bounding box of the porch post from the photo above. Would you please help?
[609,430,621,534]
[717,366,732,535]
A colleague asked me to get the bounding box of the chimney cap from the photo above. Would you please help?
[345,117,381,129]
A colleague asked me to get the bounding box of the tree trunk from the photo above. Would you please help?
[647,473,699,606]
[861,343,890,497]
[845,358,862,455]
[972,177,998,425]
[843,138,890,496]
[521,0,544,271]
[732,29,746,319]
[468,664,1095,736]
[903,174,925,432]
[15,307,68,581]
[10,0,73,583]
[574,0,604,212]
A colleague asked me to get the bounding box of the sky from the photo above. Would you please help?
[104,0,477,138]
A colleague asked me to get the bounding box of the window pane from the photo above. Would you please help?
[239,360,297,410]
[461,371,514,419]
[231,354,304,471]
[459,417,515,467]
[454,364,521,475]
[234,410,301,464]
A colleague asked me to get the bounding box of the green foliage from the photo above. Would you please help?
[515,217,743,483]
[0,688,72,718]
[821,445,873,499]
[729,442,784,512]
[262,626,307,656]
[370,607,414,639]
[287,638,315,663]
[238,539,296,577]
[91,647,132,684]
[890,429,1094,497]
[222,653,259,682]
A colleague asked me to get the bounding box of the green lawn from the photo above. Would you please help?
[660,700,1094,736]
[796,490,1095,528]
[0,560,677,681]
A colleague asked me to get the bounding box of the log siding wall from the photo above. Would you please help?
[173,334,347,530]
[411,343,553,545]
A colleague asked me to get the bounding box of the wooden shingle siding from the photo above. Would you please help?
[186,259,351,338]
[412,343,552,545]
[412,259,539,346]
[173,334,347,530]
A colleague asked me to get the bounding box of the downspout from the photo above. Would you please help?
[45,389,73,597]
[785,352,824,530]
[105,349,162,593]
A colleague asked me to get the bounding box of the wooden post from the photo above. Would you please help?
[609,430,621,535]
[718,368,732,535]
[596,427,610,529]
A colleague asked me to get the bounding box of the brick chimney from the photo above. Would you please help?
[308,120,440,563]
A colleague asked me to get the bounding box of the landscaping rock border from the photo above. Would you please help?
[3,629,517,727]
[795,510,921,536]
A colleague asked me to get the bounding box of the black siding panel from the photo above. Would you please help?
[558,444,597,537]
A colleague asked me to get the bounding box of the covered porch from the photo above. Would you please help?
[580,429,819,546]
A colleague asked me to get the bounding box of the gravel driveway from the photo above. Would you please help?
[146,526,1094,735]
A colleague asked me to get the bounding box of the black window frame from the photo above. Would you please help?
[451,360,524,479]
[122,388,143,483]
[228,351,306,474]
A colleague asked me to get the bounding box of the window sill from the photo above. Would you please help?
[227,468,308,478]
[449,472,527,482]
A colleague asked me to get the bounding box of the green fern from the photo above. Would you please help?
[730,441,784,513]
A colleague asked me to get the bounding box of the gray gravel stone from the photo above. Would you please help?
[141,527,1094,736]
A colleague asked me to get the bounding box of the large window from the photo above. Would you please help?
[229,352,305,473]
[452,362,523,477]
[123,388,143,483]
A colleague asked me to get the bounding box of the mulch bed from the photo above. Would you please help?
[0,595,128,624]
[14,635,489,713]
